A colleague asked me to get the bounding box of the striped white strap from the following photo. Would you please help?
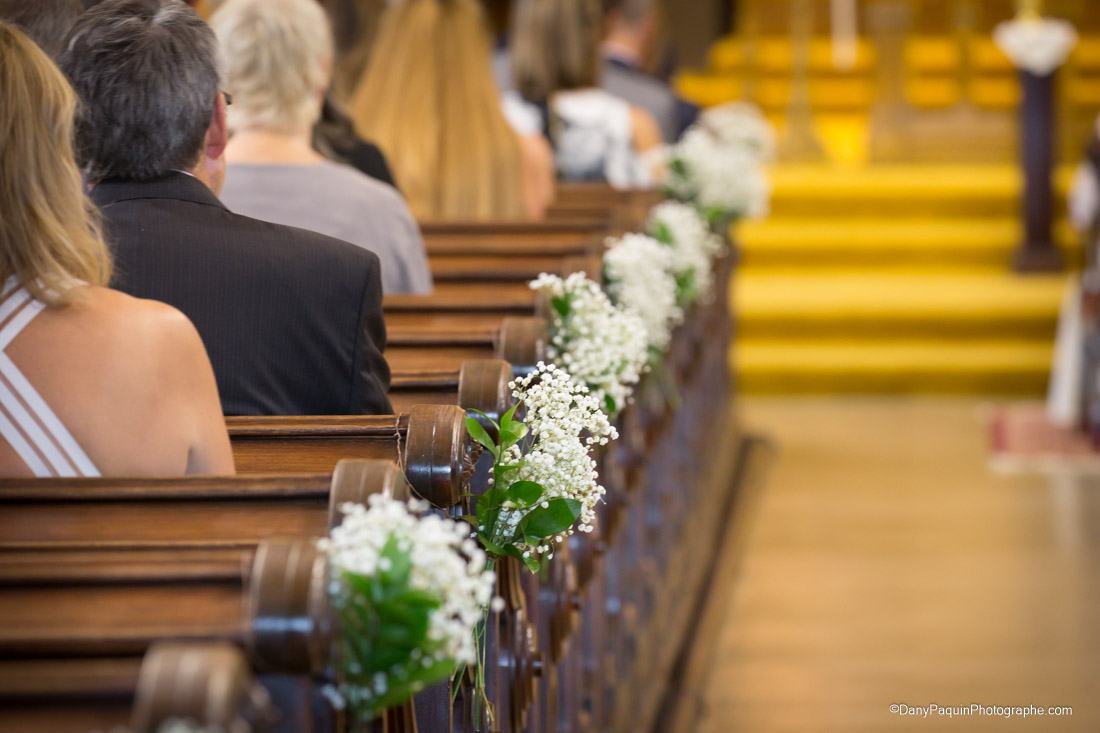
[0,282,99,477]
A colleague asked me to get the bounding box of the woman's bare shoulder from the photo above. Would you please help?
[73,287,209,370]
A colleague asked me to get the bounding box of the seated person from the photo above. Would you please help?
[314,96,398,189]
[212,0,432,295]
[0,0,82,58]
[511,0,662,189]
[349,0,555,221]
[61,0,393,417]
[600,0,698,143]
[0,22,232,476]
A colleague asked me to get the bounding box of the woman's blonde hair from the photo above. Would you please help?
[350,0,526,221]
[211,0,334,135]
[0,22,110,307]
[511,0,602,102]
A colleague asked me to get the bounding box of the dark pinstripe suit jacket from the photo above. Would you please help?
[92,172,393,417]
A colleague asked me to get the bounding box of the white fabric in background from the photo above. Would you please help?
[552,89,652,190]
[1047,275,1082,428]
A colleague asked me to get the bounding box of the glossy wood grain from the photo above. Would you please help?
[694,398,1100,733]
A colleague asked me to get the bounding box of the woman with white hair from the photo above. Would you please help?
[212,0,432,295]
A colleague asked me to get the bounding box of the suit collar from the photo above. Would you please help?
[90,171,228,211]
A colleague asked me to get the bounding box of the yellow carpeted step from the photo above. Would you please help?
[734,340,1052,395]
[736,218,1078,269]
[759,164,1075,218]
[735,271,1066,339]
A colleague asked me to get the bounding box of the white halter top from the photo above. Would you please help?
[0,278,99,477]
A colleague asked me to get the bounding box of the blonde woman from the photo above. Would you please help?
[511,0,661,188]
[349,0,554,221]
[212,0,431,295]
[0,23,233,477]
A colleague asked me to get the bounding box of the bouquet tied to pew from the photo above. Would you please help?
[463,362,617,573]
[648,201,725,307]
[603,233,682,355]
[318,495,496,724]
[656,101,773,235]
[529,271,649,416]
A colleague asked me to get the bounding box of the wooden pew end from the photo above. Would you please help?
[247,541,332,677]
[405,404,473,509]
[131,642,276,732]
[458,359,515,435]
[328,459,410,528]
[497,317,549,378]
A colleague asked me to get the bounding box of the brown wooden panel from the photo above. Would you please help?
[232,437,401,474]
[0,499,329,546]
[0,584,246,657]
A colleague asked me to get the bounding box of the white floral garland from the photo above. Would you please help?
[318,495,495,713]
[497,363,617,558]
[698,101,777,162]
[661,126,771,223]
[648,200,725,305]
[603,233,682,352]
[529,272,649,414]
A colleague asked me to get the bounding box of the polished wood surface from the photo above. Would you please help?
[694,397,1100,733]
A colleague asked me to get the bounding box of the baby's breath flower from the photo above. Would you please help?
[320,495,495,712]
[698,101,776,161]
[648,201,724,305]
[530,272,649,414]
[495,363,617,557]
[603,233,681,352]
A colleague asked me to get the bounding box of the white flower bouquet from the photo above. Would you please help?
[529,271,649,416]
[603,233,682,353]
[656,101,774,233]
[647,200,725,306]
[318,496,496,722]
[660,126,771,230]
[698,101,776,162]
[464,363,617,573]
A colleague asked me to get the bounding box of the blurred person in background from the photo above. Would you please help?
[512,0,661,188]
[212,0,431,294]
[349,0,554,221]
[600,0,698,142]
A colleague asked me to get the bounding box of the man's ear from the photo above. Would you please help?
[204,92,229,162]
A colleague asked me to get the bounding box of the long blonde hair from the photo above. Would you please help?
[349,0,526,221]
[0,23,111,307]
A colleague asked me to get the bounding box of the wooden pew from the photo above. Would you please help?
[0,461,482,733]
[0,188,740,733]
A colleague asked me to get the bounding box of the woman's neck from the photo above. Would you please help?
[226,127,324,165]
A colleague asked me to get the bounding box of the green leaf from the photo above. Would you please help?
[500,404,518,429]
[499,419,529,450]
[521,554,541,573]
[474,490,489,527]
[519,497,582,541]
[550,295,571,319]
[603,394,617,416]
[504,480,543,508]
[465,415,498,455]
[652,220,674,245]
[478,537,508,557]
[458,514,479,528]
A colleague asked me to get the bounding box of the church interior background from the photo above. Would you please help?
[669,1,1100,731]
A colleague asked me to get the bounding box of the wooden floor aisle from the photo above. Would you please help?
[693,398,1100,733]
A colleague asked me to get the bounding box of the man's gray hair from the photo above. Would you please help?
[59,0,220,184]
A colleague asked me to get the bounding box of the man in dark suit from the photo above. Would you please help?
[60,0,392,416]
[601,0,698,143]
